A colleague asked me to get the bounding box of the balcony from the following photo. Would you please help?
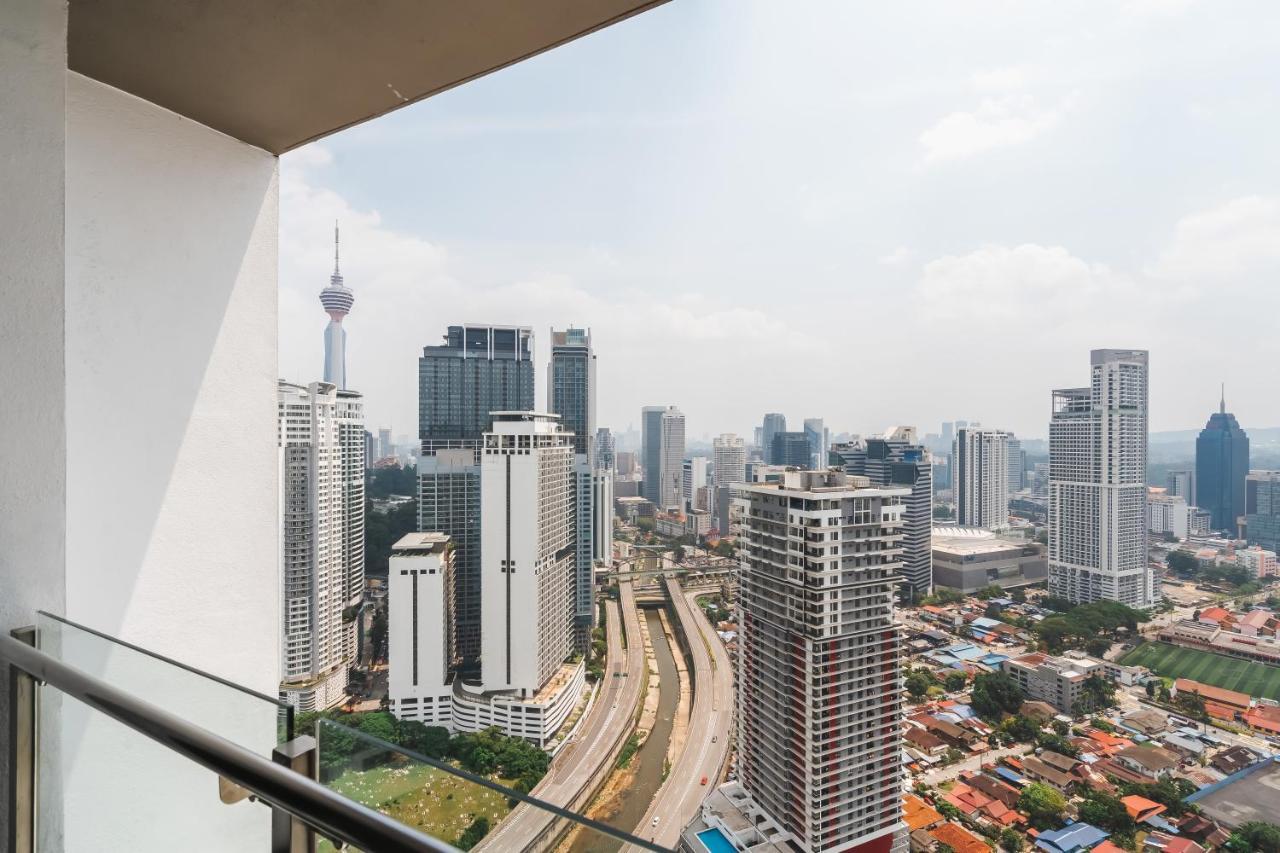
[2,1,667,849]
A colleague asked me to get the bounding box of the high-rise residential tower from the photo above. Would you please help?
[1049,349,1155,607]
[549,327,597,639]
[682,456,709,512]
[595,427,615,472]
[479,413,575,695]
[737,469,906,853]
[803,417,827,469]
[418,324,534,667]
[832,427,933,599]
[953,427,1012,531]
[1007,436,1024,493]
[761,412,787,464]
[1195,388,1249,533]
[319,223,354,389]
[277,380,365,711]
[641,405,685,510]
[712,433,747,486]
[1245,471,1280,553]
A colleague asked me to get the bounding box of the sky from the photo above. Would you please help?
[279,0,1280,443]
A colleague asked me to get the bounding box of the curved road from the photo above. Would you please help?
[480,575,645,851]
[626,578,733,850]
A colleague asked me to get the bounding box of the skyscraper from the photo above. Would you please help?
[387,533,455,726]
[712,433,747,486]
[1049,349,1155,607]
[803,417,827,469]
[641,405,685,510]
[737,469,905,853]
[682,456,709,512]
[832,427,933,599]
[277,380,365,711]
[480,413,575,696]
[770,431,813,467]
[1195,388,1249,533]
[549,327,597,638]
[319,223,354,389]
[1007,436,1024,493]
[1166,469,1195,505]
[1245,471,1280,552]
[418,324,534,666]
[595,426,615,472]
[761,412,787,464]
[953,427,1012,531]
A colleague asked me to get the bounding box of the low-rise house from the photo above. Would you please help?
[1023,754,1077,791]
[1142,832,1206,853]
[1237,609,1277,638]
[1243,704,1280,736]
[905,726,947,756]
[1034,822,1110,853]
[961,770,1021,809]
[1172,679,1251,721]
[1123,708,1168,736]
[1109,744,1181,782]
[903,794,944,832]
[1021,700,1059,722]
[922,715,982,750]
[1160,732,1206,759]
[1210,745,1260,775]
[1122,795,1167,823]
[1196,607,1235,629]
[927,821,990,853]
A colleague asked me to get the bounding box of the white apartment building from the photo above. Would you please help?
[387,533,455,725]
[1148,494,1190,540]
[1001,652,1102,714]
[660,407,687,511]
[683,456,710,512]
[713,433,748,486]
[737,470,907,853]
[953,427,1012,531]
[1237,546,1278,579]
[1049,349,1157,607]
[480,412,576,696]
[277,380,365,712]
[592,470,614,563]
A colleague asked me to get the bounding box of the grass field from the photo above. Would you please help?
[318,763,513,851]
[1119,641,1280,701]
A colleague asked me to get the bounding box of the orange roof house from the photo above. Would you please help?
[904,794,944,832]
[1244,704,1280,734]
[929,822,990,853]
[1173,679,1250,713]
[1122,795,1167,823]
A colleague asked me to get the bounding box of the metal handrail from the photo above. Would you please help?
[0,632,457,852]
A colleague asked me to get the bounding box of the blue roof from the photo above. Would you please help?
[991,598,1015,606]
[950,704,977,719]
[994,766,1026,785]
[981,653,1010,665]
[1034,823,1109,853]
[972,617,1002,628]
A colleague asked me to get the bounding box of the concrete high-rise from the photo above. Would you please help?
[595,427,615,472]
[762,412,787,464]
[418,324,534,667]
[480,413,575,695]
[1049,349,1156,607]
[713,433,747,486]
[549,327,597,638]
[1245,471,1280,553]
[1195,388,1249,533]
[641,405,685,510]
[277,380,365,711]
[1007,436,1024,493]
[770,431,812,467]
[832,427,933,599]
[1166,469,1195,505]
[953,427,1012,531]
[737,470,906,853]
[319,223,354,389]
[803,417,827,469]
[682,456,709,512]
[387,533,455,726]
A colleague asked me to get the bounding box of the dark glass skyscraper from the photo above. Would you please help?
[770,431,812,467]
[418,324,534,667]
[1195,389,1249,533]
[761,412,786,463]
[549,328,597,639]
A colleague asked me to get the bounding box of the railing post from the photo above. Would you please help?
[9,626,37,853]
[272,735,318,853]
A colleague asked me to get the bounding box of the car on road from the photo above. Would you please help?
[652,817,660,826]
[712,735,717,743]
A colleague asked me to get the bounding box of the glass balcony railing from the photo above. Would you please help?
[3,617,673,853]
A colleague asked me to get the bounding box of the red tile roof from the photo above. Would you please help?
[1245,704,1280,734]
[929,822,990,853]
[1121,794,1166,822]
[903,794,944,831]
[1174,678,1250,710]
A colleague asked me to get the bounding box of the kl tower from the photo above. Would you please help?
[319,222,354,389]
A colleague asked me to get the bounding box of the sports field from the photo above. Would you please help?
[1119,642,1280,701]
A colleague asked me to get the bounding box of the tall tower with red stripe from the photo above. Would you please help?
[738,469,908,853]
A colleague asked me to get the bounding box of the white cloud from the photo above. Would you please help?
[919,93,1077,165]
[970,66,1030,93]
[1147,195,1280,282]
[878,246,911,266]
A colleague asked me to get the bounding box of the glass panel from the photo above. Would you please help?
[33,613,284,852]
[316,719,671,852]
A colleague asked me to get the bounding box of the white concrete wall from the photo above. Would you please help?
[482,451,541,693]
[37,72,280,852]
[0,0,69,824]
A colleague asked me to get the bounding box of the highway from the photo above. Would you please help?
[625,579,733,850]
[479,575,645,851]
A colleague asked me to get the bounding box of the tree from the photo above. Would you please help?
[456,817,491,851]
[1085,637,1112,658]
[1175,689,1207,720]
[933,505,955,520]
[971,671,1025,720]
[1000,715,1040,744]
[1167,550,1199,577]
[944,671,969,692]
[977,584,1005,600]
[1078,788,1136,836]
[1011,587,1028,604]
[1018,782,1067,829]
[999,828,1024,852]
[944,747,966,765]
[906,671,933,699]
[1051,719,1069,736]
[1035,530,1049,545]
[355,711,398,743]
[1226,822,1280,853]
[1145,680,1157,698]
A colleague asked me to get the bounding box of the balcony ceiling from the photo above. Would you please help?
[69,0,667,154]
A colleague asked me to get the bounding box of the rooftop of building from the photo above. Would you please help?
[1174,678,1251,709]
[1188,757,1280,829]
[391,532,450,554]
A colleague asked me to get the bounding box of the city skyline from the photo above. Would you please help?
[277,1,1280,440]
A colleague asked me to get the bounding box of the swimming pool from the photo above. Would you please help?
[697,827,737,853]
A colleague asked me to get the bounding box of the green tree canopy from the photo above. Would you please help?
[1018,782,1067,829]
[1226,822,1280,853]
[971,671,1025,721]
